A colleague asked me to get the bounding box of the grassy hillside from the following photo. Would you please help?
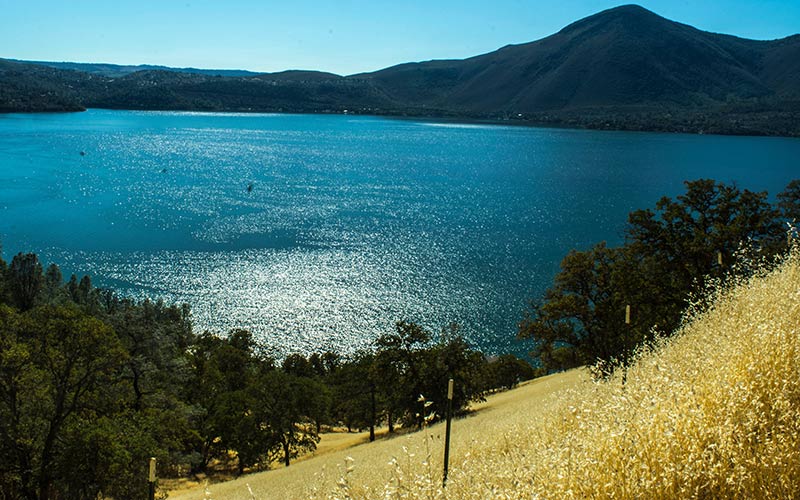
[168,371,587,499]
[172,248,800,499]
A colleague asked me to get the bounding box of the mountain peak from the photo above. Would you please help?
[559,4,669,35]
[591,4,662,20]
[603,4,655,15]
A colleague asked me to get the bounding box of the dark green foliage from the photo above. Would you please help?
[328,351,379,436]
[627,180,783,281]
[324,323,499,440]
[12,59,260,78]
[8,253,43,310]
[185,330,261,471]
[282,353,316,378]
[374,321,433,429]
[520,179,797,373]
[484,354,540,391]
[0,256,198,498]
[369,322,489,430]
[42,264,64,304]
[0,253,8,304]
[256,370,322,467]
[778,179,800,221]
[0,304,128,499]
[184,330,332,472]
[416,326,488,420]
[104,298,193,412]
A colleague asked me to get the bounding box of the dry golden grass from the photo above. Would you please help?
[171,249,800,499]
[162,428,387,496]
[167,371,585,499]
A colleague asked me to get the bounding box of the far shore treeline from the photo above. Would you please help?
[0,178,798,498]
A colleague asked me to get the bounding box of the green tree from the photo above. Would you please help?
[282,353,315,378]
[0,251,7,302]
[374,321,432,430]
[105,298,193,412]
[8,253,43,311]
[252,370,321,467]
[186,329,261,472]
[519,243,635,371]
[484,354,538,390]
[778,179,800,222]
[416,325,487,421]
[627,179,782,288]
[0,304,127,499]
[329,351,380,439]
[519,180,787,373]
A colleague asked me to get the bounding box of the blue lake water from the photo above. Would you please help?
[1,109,798,357]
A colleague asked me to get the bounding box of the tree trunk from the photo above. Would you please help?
[283,440,291,467]
[18,453,37,500]
[131,364,143,411]
[38,413,62,500]
[369,384,376,442]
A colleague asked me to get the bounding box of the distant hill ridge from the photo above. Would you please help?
[7,59,262,78]
[2,4,799,136]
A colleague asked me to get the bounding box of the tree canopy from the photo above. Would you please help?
[519,179,798,373]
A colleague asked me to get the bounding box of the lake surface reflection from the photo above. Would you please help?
[1,110,798,357]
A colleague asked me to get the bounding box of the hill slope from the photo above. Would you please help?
[168,369,588,499]
[357,5,796,113]
[171,249,800,499]
[0,59,87,112]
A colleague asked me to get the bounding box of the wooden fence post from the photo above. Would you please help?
[148,457,156,500]
[443,378,454,487]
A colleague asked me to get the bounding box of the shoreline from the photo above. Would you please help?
[3,106,799,139]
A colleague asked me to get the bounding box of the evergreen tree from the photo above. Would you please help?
[8,253,43,311]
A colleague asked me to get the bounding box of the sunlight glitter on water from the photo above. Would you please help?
[67,246,492,355]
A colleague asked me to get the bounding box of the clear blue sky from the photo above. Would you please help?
[1,0,798,75]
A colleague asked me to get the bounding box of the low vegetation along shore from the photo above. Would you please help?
[183,248,800,499]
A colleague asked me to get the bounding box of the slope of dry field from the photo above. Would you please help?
[168,369,587,499]
[171,250,800,499]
